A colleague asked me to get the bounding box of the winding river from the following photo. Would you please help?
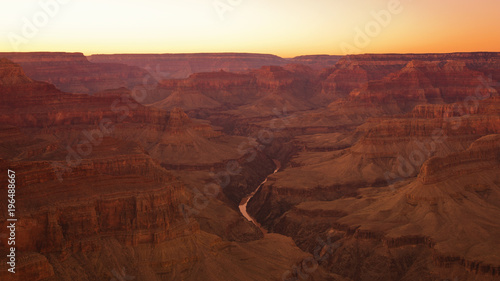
[239,160,281,232]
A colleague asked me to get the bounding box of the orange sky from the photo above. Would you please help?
[1,0,499,57]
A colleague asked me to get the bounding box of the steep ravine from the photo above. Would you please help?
[239,160,281,232]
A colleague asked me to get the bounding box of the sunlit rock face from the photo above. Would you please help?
[0,52,499,281]
[0,59,325,281]
[88,53,289,79]
[0,52,149,94]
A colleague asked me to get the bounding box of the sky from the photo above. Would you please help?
[1,0,499,57]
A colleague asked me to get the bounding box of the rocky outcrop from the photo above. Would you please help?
[151,89,222,111]
[0,148,316,281]
[249,96,499,232]
[0,60,272,176]
[0,123,313,280]
[0,146,324,281]
[0,79,168,128]
[0,136,189,275]
[0,253,55,281]
[316,55,412,103]
[340,60,497,115]
[151,65,320,118]
[150,70,257,105]
[0,52,149,94]
[0,125,57,159]
[247,181,359,231]
[2,51,499,281]
[433,254,500,276]
[0,57,337,281]
[88,53,289,79]
[418,134,500,184]
[409,96,500,119]
[260,134,500,280]
[290,55,342,69]
[350,96,500,167]
[0,58,33,85]
[316,52,500,104]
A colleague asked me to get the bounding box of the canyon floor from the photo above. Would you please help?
[0,52,499,281]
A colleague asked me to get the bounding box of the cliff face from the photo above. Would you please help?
[248,95,500,226]
[317,57,405,102]
[0,59,326,281]
[88,53,289,79]
[339,60,497,115]
[0,58,33,85]
[0,59,153,128]
[0,134,189,280]
[251,64,317,95]
[0,147,187,249]
[0,60,261,170]
[355,96,500,153]
[261,135,500,280]
[0,52,149,94]
[0,138,306,281]
[417,134,500,184]
[0,150,318,281]
[150,65,320,117]
[151,70,257,106]
[2,52,499,281]
[246,89,499,280]
[193,52,499,131]
[317,52,500,104]
[290,55,342,69]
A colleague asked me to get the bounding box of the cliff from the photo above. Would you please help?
[0,52,149,94]
[339,60,497,115]
[0,61,321,280]
[262,135,500,279]
[290,55,342,69]
[0,59,166,126]
[151,65,319,117]
[2,51,499,281]
[417,134,500,184]
[88,53,288,79]
[150,70,257,106]
[316,52,500,104]
[0,138,317,281]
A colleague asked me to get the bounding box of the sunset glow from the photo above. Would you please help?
[1,0,500,56]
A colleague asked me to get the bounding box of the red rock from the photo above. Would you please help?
[88,53,288,79]
[1,51,499,281]
[290,55,342,69]
[342,60,497,115]
[317,52,500,104]
[151,65,319,116]
[0,52,149,94]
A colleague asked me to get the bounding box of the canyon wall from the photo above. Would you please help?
[0,52,149,94]
[88,53,289,78]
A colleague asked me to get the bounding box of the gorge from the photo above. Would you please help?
[239,160,281,230]
[0,52,499,281]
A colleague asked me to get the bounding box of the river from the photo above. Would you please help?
[238,159,281,233]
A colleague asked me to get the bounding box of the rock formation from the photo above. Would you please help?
[0,59,325,281]
[150,65,320,118]
[1,52,499,281]
[0,52,149,94]
[269,135,500,280]
[88,53,288,79]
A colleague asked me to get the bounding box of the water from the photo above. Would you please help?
[238,160,281,232]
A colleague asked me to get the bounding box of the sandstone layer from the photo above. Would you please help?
[0,52,148,94]
[0,59,325,281]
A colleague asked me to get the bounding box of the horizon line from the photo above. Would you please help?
[1,50,499,59]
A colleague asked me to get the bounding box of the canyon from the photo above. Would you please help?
[0,52,499,281]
